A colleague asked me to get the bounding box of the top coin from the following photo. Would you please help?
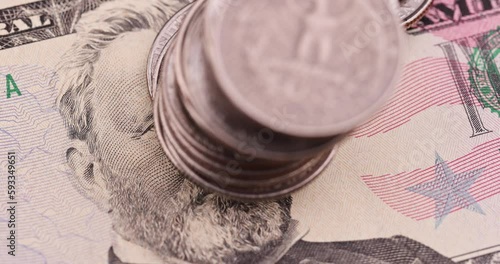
[204,0,403,138]
[398,0,433,28]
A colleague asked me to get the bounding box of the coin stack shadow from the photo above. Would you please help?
[152,0,402,200]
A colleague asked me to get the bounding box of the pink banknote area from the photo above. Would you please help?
[425,0,500,46]
[361,138,500,221]
[351,57,473,138]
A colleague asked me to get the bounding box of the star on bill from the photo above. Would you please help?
[407,152,485,228]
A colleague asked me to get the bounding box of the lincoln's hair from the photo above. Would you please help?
[57,0,191,144]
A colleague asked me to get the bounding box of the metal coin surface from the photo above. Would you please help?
[155,33,337,199]
[161,92,336,199]
[153,76,174,172]
[147,3,192,98]
[159,40,289,173]
[151,0,350,199]
[204,0,403,138]
[161,38,230,164]
[163,41,295,172]
[158,27,317,183]
[176,0,341,161]
[398,0,433,27]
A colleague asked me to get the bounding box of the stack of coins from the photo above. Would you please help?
[398,0,434,28]
[149,0,404,200]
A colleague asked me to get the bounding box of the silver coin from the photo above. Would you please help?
[158,58,334,199]
[154,24,337,199]
[161,86,316,185]
[147,3,192,98]
[152,0,351,199]
[161,38,230,164]
[204,0,403,138]
[176,0,341,161]
[163,41,294,171]
[159,39,284,171]
[154,14,293,173]
[160,87,336,199]
[398,0,433,27]
[157,8,312,178]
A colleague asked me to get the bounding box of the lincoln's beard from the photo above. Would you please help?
[103,163,292,264]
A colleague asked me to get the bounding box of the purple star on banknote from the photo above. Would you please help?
[407,153,485,228]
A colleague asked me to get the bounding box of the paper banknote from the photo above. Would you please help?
[0,0,499,263]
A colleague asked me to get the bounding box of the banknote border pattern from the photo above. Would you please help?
[408,1,500,35]
[0,0,110,50]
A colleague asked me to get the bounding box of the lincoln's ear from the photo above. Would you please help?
[66,142,110,211]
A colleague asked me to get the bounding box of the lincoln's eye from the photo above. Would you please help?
[141,123,155,136]
[132,123,154,139]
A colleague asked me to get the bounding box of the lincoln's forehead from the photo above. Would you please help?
[89,30,157,129]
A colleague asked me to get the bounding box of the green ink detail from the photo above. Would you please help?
[480,86,491,95]
[469,27,500,117]
[491,49,500,60]
[6,74,21,99]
